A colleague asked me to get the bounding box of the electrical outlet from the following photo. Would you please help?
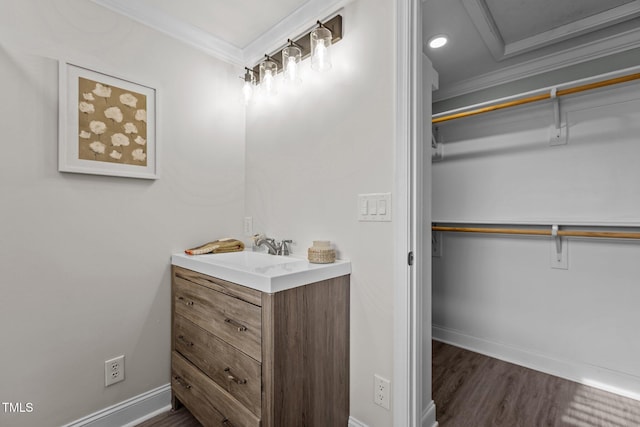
[243,217,253,236]
[374,374,390,410]
[105,355,125,387]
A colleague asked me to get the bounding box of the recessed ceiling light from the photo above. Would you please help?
[428,35,448,49]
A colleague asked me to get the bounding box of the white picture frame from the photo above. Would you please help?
[58,61,158,179]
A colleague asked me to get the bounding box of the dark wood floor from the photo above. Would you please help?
[139,342,640,427]
[135,406,201,427]
[433,340,640,427]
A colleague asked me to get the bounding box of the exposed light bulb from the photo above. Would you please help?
[264,69,274,95]
[286,57,297,82]
[315,39,328,70]
[311,26,332,72]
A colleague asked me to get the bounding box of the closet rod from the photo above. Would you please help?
[432,225,640,240]
[432,72,640,124]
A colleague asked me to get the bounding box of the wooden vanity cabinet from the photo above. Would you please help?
[171,265,350,427]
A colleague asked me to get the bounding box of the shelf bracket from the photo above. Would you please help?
[432,126,444,161]
[549,88,568,146]
[550,224,568,269]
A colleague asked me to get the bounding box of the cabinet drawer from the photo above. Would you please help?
[174,315,261,416]
[172,352,260,427]
[173,266,262,307]
[174,278,262,361]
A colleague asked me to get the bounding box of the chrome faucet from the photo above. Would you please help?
[253,235,292,256]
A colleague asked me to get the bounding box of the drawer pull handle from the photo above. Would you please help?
[221,419,235,427]
[173,375,192,390]
[224,367,247,385]
[177,335,194,347]
[224,318,247,332]
[177,296,194,306]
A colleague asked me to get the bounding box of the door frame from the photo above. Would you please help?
[393,0,435,426]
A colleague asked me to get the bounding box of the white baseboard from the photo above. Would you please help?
[433,325,640,402]
[348,416,369,427]
[422,400,438,427]
[61,384,171,427]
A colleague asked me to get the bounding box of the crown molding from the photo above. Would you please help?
[462,0,640,61]
[461,0,504,60]
[91,0,352,67]
[503,1,640,58]
[433,26,640,102]
[91,0,243,64]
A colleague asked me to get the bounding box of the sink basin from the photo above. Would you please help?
[205,251,303,269]
[171,250,351,293]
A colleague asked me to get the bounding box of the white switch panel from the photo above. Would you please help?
[358,193,391,221]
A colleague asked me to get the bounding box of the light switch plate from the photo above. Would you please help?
[358,193,391,221]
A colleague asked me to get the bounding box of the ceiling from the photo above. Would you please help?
[91,0,640,101]
[423,0,640,101]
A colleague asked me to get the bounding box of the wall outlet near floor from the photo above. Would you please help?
[105,355,125,387]
[374,374,390,410]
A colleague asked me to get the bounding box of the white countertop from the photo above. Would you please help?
[171,250,351,294]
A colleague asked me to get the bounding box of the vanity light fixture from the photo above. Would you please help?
[240,14,342,102]
[282,39,302,85]
[310,21,333,72]
[428,35,448,49]
[259,55,278,97]
[242,67,256,104]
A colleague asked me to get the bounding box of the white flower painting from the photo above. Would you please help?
[75,75,149,169]
[131,148,146,162]
[79,102,95,114]
[104,106,123,123]
[89,141,106,154]
[89,120,107,135]
[111,133,130,147]
[92,82,112,99]
[120,93,138,108]
[135,109,147,123]
[123,122,138,134]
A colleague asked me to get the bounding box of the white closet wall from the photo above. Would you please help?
[432,78,640,400]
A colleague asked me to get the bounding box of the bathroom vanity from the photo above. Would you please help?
[170,251,351,427]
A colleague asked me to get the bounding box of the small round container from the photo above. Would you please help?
[308,240,336,264]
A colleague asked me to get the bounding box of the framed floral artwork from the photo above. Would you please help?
[58,61,158,179]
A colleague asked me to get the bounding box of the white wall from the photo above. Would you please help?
[432,78,640,399]
[0,1,245,426]
[245,0,396,425]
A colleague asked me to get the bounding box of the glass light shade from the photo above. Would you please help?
[242,80,253,104]
[310,27,332,72]
[282,45,302,84]
[259,59,278,97]
[242,69,255,104]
